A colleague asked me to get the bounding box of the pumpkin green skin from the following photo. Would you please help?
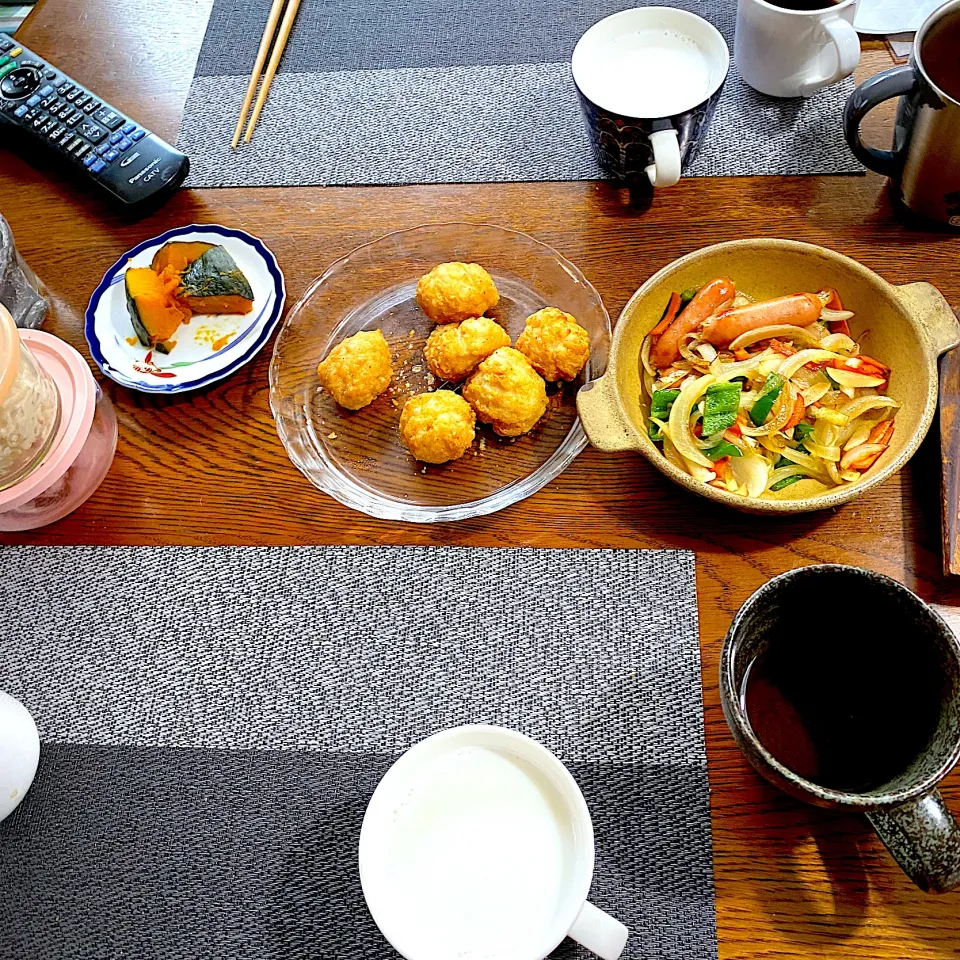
[178,246,254,301]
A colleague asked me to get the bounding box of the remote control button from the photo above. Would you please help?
[57,131,73,148]
[130,128,146,142]
[78,119,106,143]
[74,93,90,109]
[91,159,107,174]
[0,39,13,52]
[103,148,120,163]
[39,118,56,135]
[66,88,81,102]
[83,153,97,168]
[96,143,111,156]
[66,112,82,128]
[38,83,53,98]
[48,124,65,140]
[23,107,38,121]
[108,130,123,145]
[26,94,40,107]
[0,62,23,87]
[20,60,44,70]
[12,103,26,117]
[57,104,73,120]
[121,122,136,135]
[93,106,123,130]
[56,82,73,96]
[44,70,56,81]
[73,143,91,160]
[64,135,84,153]
[116,137,132,152]
[0,56,11,68]
[31,114,46,129]
[83,99,101,115]
[8,47,21,58]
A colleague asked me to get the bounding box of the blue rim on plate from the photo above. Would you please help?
[85,223,286,394]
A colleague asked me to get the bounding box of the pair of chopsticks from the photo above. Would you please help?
[232,0,304,148]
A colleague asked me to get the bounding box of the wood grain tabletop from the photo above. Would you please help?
[2,1,960,955]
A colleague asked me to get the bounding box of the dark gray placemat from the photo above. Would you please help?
[176,0,861,187]
[0,546,714,960]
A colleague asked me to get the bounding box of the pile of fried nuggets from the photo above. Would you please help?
[316,262,591,464]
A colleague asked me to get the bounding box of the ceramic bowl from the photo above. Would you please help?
[577,238,960,514]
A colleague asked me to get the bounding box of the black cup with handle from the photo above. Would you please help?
[721,565,960,893]
[844,0,960,227]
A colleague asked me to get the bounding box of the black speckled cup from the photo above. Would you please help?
[721,565,960,894]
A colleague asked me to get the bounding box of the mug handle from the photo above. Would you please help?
[866,790,960,893]
[645,119,681,189]
[800,15,860,96]
[568,900,629,960]
[843,65,921,177]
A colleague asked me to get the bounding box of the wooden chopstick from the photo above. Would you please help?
[232,0,289,149]
[243,0,304,144]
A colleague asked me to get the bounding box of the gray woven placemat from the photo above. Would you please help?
[177,0,861,188]
[0,546,714,960]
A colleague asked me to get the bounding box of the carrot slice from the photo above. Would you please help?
[784,393,806,431]
[869,421,895,445]
[650,292,682,339]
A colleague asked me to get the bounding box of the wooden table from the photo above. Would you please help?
[3,1,959,955]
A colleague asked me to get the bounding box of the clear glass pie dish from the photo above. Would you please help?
[269,223,611,522]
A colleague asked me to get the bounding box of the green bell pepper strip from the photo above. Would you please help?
[705,440,743,461]
[793,422,814,443]
[649,388,680,441]
[750,373,786,426]
[680,288,699,304]
[770,474,804,492]
[702,382,742,436]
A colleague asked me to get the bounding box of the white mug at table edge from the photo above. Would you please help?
[735,0,861,99]
[572,7,730,188]
[359,725,629,960]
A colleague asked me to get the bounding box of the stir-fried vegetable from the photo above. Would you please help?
[641,279,899,499]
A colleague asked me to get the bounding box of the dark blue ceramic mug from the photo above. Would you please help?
[572,7,729,187]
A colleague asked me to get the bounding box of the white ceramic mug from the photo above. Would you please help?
[359,725,629,960]
[735,0,861,98]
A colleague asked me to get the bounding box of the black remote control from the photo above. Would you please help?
[0,34,189,208]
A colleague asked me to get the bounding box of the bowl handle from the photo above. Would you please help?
[576,375,639,453]
[894,283,960,357]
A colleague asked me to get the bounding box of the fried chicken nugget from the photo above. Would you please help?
[316,329,392,410]
[423,316,511,382]
[399,390,476,463]
[416,262,499,324]
[462,347,547,437]
[515,307,590,382]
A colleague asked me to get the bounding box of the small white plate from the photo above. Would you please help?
[85,224,285,394]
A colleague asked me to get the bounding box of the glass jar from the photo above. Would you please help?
[0,304,61,490]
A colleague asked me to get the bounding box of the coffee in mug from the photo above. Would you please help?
[721,565,960,894]
[767,0,842,9]
[845,0,960,227]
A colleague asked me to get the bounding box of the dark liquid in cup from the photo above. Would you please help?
[742,625,943,793]
[765,0,840,9]
[922,15,960,102]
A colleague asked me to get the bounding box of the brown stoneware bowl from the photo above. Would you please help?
[576,239,960,513]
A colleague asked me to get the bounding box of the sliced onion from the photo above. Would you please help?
[679,334,712,372]
[655,368,688,390]
[810,406,850,426]
[819,333,857,353]
[825,458,844,485]
[740,384,796,438]
[777,349,843,380]
[649,416,670,440]
[837,395,900,420]
[643,368,656,400]
[820,307,855,324]
[802,380,832,406]
[640,336,657,377]
[731,293,754,308]
[841,470,861,482]
[827,367,886,389]
[758,355,783,377]
[804,439,841,462]
[668,375,716,468]
[840,443,887,471]
[778,446,832,482]
[767,465,818,489]
[843,421,873,452]
[662,435,689,474]
[696,343,718,363]
[728,452,770,499]
[709,348,774,382]
[729,325,826,351]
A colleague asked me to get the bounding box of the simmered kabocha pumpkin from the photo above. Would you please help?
[125,242,255,353]
[124,267,191,352]
[179,246,254,315]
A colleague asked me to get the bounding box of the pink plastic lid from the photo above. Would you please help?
[0,331,96,512]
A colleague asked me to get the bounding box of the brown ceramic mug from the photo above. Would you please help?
[720,565,960,893]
